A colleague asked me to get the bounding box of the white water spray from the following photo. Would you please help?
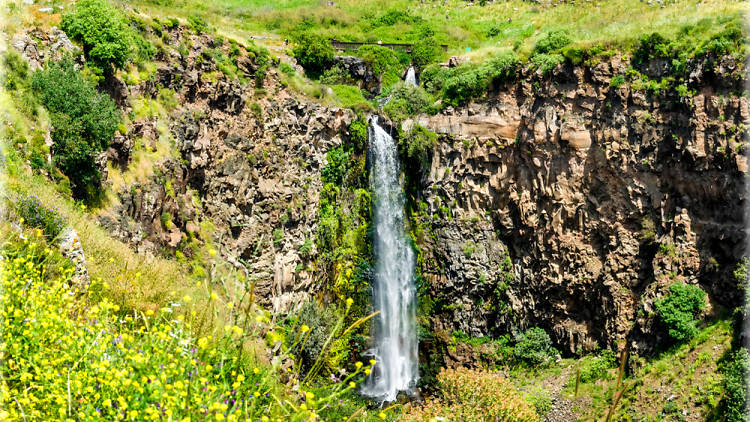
[405,66,417,86]
[362,117,418,402]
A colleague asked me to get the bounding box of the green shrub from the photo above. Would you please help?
[278,62,295,75]
[321,147,351,186]
[355,44,407,89]
[273,228,285,245]
[383,82,431,121]
[578,349,616,383]
[718,348,750,422]
[299,238,314,259]
[513,327,558,365]
[526,387,552,418]
[320,64,355,85]
[533,30,572,54]
[699,21,744,55]
[372,9,422,27]
[60,0,134,72]
[288,301,337,375]
[610,74,626,88]
[562,46,584,65]
[250,102,263,120]
[443,53,518,104]
[531,53,564,75]
[633,32,673,65]
[292,32,335,77]
[32,57,121,202]
[411,36,444,69]
[399,124,437,169]
[16,195,67,240]
[245,41,271,86]
[187,14,210,33]
[420,63,449,94]
[654,283,707,342]
[347,119,368,151]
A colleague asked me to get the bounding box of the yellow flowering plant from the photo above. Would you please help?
[0,230,391,421]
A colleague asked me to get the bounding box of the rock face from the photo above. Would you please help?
[11,27,79,70]
[95,25,355,313]
[332,56,380,95]
[408,54,747,355]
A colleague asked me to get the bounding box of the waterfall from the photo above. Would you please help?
[362,116,418,402]
[404,66,417,86]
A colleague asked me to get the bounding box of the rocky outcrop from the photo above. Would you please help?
[332,56,380,95]
[95,23,355,313]
[11,27,79,70]
[408,54,747,355]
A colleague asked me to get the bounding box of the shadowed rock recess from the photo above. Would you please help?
[406,54,747,357]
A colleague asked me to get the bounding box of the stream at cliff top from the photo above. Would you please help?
[361,116,419,402]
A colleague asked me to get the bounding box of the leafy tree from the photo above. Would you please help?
[513,327,558,365]
[292,32,334,77]
[356,45,408,88]
[420,63,450,94]
[654,282,707,342]
[32,58,121,202]
[61,0,134,72]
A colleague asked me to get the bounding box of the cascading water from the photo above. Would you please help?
[362,116,418,402]
[405,66,417,86]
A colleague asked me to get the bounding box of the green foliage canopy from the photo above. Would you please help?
[513,327,558,365]
[61,0,134,72]
[292,32,335,77]
[32,58,121,202]
[654,282,707,342]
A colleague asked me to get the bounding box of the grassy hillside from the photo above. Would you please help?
[119,0,747,59]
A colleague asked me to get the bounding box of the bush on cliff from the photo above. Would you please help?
[411,36,444,69]
[61,0,134,72]
[442,52,518,105]
[533,30,572,54]
[31,57,121,202]
[655,282,707,342]
[383,82,431,122]
[399,124,437,169]
[356,45,408,89]
[292,32,335,78]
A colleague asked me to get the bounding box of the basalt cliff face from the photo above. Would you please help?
[407,54,747,358]
[80,27,356,312]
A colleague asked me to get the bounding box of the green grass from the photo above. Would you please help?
[118,0,746,60]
